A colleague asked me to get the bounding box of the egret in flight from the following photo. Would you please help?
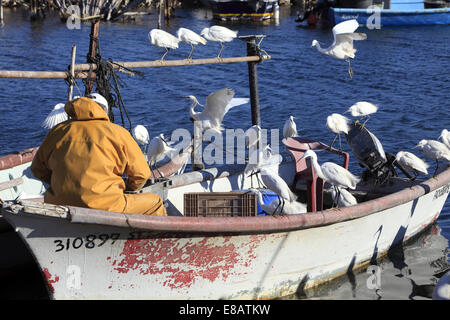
[177,27,207,60]
[200,26,238,58]
[345,101,378,127]
[41,103,68,129]
[147,133,177,178]
[132,125,150,153]
[331,187,358,208]
[184,87,249,133]
[326,113,351,150]
[439,129,450,149]
[395,151,429,180]
[311,19,367,78]
[283,116,298,139]
[148,29,180,61]
[415,139,450,176]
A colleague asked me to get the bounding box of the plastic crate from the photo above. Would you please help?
[184,192,257,217]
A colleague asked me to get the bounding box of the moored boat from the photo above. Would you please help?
[298,0,450,26]
[209,0,280,21]
[1,140,449,299]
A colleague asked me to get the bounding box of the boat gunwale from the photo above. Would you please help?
[1,148,449,234]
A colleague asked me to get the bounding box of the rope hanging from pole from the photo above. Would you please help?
[81,30,144,132]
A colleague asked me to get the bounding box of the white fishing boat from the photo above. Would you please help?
[1,136,449,299]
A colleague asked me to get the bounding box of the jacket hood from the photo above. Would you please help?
[65,97,109,121]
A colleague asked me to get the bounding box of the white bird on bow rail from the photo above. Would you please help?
[299,149,360,205]
[415,139,450,176]
[200,26,238,58]
[326,113,351,150]
[311,19,367,78]
[147,133,177,178]
[345,101,378,126]
[132,125,150,153]
[184,87,249,134]
[331,187,358,208]
[395,151,429,180]
[245,145,282,189]
[439,129,450,149]
[177,27,207,60]
[41,103,68,129]
[148,29,180,61]
[283,115,298,139]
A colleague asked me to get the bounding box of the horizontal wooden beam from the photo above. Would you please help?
[0,55,271,79]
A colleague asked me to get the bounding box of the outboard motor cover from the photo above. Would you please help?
[345,122,396,183]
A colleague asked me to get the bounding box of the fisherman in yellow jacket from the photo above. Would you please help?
[31,94,166,216]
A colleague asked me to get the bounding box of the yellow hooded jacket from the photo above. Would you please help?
[31,97,154,213]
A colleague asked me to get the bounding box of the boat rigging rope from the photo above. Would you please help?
[81,35,144,132]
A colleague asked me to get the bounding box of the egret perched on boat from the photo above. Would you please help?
[299,149,360,190]
[258,166,298,214]
[184,87,249,133]
[415,139,450,176]
[311,19,367,78]
[345,101,378,126]
[245,124,262,151]
[255,189,306,215]
[148,29,180,61]
[132,125,150,153]
[331,187,358,208]
[439,129,450,149]
[177,27,207,60]
[395,151,429,179]
[147,133,177,177]
[200,26,238,58]
[283,116,298,139]
[326,113,351,150]
[42,103,68,129]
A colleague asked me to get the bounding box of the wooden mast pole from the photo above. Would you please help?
[68,45,77,101]
[84,20,100,95]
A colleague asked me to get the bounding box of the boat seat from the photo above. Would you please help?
[282,137,350,212]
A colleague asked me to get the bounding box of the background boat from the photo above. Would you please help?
[209,0,280,21]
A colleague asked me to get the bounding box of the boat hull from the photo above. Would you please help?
[330,7,450,26]
[2,173,449,299]
[209,0,278,21]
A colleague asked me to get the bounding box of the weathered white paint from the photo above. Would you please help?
[2,171,448,299]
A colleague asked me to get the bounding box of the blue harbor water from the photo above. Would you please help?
[0,7,448,300]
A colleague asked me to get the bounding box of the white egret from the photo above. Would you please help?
[299,149,360,190]
[132,125,150,154]
[200,26,238,58]
[395,151,429,179]
[245,124,262,150]
[283,115,298,139]
[439,129,450,149]
[147,133,177,178]
[331,187,358,207]
[311,19,367,78]
[41,103,68,129]
[326,113,351,150]
[415,139,450,176]
[345,101,378,126]
[177,27,207,60]
[245,145,281,189]
[148,29,180,61]
[185,87,249,133]
[259,166,298,213]
[88,93,109,113]
[255,189,306,215]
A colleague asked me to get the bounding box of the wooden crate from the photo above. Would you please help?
[184,192,257,217]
